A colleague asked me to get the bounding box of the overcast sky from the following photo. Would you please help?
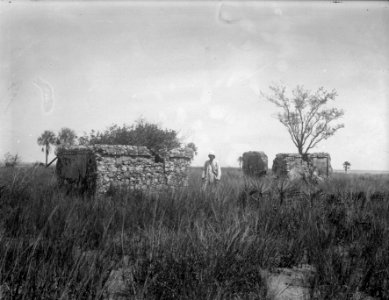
[1,1,388,170]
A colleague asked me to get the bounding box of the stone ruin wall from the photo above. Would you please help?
[272,153,333,178]
[56,145,193,194]
[242,151,268,177]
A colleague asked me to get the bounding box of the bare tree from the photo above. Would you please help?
[37,130,57,166]
[263,85,344,156]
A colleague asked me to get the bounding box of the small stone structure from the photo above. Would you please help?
[56,145,193,194]
[242,151,268,177]
[272,153,332,179]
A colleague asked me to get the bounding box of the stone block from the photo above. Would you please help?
[168,147,194,159]
[137,146,152,157]
[242,151,268,177]
[272,153,332,180]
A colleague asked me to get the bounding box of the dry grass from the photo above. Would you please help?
[0,165,388,299]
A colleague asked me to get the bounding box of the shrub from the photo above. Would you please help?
[3,152,21,168]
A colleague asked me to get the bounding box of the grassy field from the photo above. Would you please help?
[0,165,388,299]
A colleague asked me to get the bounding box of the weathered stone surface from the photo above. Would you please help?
[260,265,315,300]
[272,153,332,180]
[168,147,194,159]
[309,153,333,176]
[56,145,194,194]
[242,151,268,177]
[104,267,134,300]
[137,146,152,157]
[288,159,311,181]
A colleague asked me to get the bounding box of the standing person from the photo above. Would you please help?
[202,151,221,190]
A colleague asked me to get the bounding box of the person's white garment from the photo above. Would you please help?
[202,159,221,187]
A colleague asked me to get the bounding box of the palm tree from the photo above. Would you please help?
[343,161,351,173]
[37,130,57,166]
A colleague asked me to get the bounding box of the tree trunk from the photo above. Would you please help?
[297,145,303,155]
[45,145,48,166]
[299,145,309,162]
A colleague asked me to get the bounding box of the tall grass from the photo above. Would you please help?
[0,166,388,299]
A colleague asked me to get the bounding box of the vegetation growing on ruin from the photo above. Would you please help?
[78,119,182,155]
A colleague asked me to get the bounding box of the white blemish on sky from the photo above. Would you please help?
[33,77,55,115]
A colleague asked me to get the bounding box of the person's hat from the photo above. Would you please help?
[208,150,216,157]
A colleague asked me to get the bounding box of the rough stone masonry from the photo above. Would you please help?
[242,151,268,177]
[272,153,333,180]
[56,145,194,194]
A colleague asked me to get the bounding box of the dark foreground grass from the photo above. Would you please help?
[0,166,388,299]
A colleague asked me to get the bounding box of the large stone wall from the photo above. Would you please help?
[242,151,268,177]
[272,153,332,179]
[56,145,193,194]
